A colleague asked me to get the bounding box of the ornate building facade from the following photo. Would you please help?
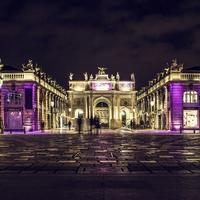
[0,59,67,131]
[137,59,200,131]
[68,68,136,129]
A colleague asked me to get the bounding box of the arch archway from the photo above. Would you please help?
[93,97,111,128]
[120,107,132,127]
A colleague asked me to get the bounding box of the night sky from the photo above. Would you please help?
[0,0,200,89]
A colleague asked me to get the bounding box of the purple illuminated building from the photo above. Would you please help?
[0,59,67,132]
[137,59,200,131]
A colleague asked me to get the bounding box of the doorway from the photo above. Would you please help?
[94,102,109,128]
[6,110,23,130]
[121,110,126,127]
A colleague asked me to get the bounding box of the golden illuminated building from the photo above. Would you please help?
[68,68,136,129]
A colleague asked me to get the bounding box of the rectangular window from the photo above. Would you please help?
[25,88,33,109]
[183,110,198,128]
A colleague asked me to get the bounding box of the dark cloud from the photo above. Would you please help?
[0,0,200,88]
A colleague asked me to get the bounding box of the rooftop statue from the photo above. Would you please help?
[116,72,120,81]
[111,74,115,81]
[131,73,135,82]
[90,74,94,80]
[149,80,153,86]
[171,58,178,67]
[69,73,73,80]
[83,72,88,81]
[34,63,40,73]
[164,67,170,74]
[98,67,107,75]
[170,58,183,72]
[22,59,34,71]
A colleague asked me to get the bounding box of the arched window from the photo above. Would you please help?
[96,102,108,108]
[183,91,198,103]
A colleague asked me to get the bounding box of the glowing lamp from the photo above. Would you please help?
[150,101,154,106]
[51,101,54,107]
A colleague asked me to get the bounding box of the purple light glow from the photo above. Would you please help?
[170,83,183,130]
[91,81,112,91]
[4,131,45,135]
[32,84,38,130]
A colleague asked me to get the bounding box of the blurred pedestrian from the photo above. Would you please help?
[0,117,4,134]
[41,120,45,132]
[68,120,72,130]
[95,117,100,134]
[77,117,82,134]
[130,119,135,130]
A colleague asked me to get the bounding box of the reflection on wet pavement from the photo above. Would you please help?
[0,133,200,175]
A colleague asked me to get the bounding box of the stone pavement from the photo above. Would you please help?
[0,131,200,175]
[0,131,200,199]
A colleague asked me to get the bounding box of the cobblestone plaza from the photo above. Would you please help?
[1,131,200,200]
[1,131,200,175]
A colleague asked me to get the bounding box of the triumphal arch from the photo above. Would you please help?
[67,68,136,129]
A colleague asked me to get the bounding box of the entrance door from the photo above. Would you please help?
[95,102,109,128]
[121,111,126,127]
[6,111,23,130]
[183,110,198,128]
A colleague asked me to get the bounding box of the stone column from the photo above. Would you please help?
[164,86,169,130]
[37,85,41,130]
[83,95,89,131]
[111,94,116,129]
[45,91,49,129]
[85,95,88,118]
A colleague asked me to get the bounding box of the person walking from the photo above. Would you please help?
[130,119,134,130]
[77,117,82,134]
[95,117,100,134]
[0,117,4,134]
[68,120,72,130]
[41,120,45,132]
